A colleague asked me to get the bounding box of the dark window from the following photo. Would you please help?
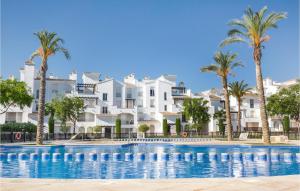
[102,107,108,114]
[250,99,254,108]
[36,90,39,99]
[182,114,186,122]
[164,92,167,100]
[150,89,155,96]
[103,93,107,101]
[164,105,167,111]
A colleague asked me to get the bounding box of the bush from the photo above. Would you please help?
[115,118,121,138]
[138,124,150,133]
[48,115,54,134]
[282,116,290,133]
[175,118,181,135]
[93,125,102,133]
[0,122,36,133]
[163,118,169,136]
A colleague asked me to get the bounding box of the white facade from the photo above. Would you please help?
[1,62,298,134]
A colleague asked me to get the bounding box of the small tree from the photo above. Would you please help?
[51,97,68,133]
[183,98,210,134]
[0,79,33,114]
[60,124,70,139]
[214,110,226,137]
[45,102,55,134]
[163,118,168,136]
[138,124,150,138]
[282,116,290,134]
[93,125,102,133]
[175,118,181,135]
[267,82,300,131]
[65,97,84,133]
[115,118,121,138]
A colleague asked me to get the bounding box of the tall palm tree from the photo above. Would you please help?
[220,6,287,144]
[29,31,70,145]
[201,51,243,141]
[228,81,251,134]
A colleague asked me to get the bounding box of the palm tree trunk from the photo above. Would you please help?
[222,77,233,141]
[73,121,76,134]
[237,99,241,134]
[254,47,270,144]
[36,59,47,145]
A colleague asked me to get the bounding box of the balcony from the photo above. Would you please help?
[172,87,186,96]
[76,83,96,94]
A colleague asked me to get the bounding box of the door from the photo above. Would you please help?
[104,127,111,138]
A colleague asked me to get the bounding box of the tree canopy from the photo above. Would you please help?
[267,82,300,122]
[213,109,226,136]
[201,51,243,78]
[0,79,33,114]
[183,98,210,132]
[48,96,84,133]
[220,6,287,48]
[138,124,150,133]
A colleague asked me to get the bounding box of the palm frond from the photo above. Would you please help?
[231,62,244,69]
[219,37,247,47]
[31,30,70,61]
[54,47,71,59]
[200,65,219,73]
[29,49,40,62]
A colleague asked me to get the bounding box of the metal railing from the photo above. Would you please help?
[0,131,299,143]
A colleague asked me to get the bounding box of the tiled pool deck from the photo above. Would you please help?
[1,175,300,191]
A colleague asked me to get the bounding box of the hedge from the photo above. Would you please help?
[0,122,37,133]
[115,118,121,138]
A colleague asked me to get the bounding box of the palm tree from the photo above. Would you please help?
[228,81,251,134]
[220,6,287,144]
[28,31,70,145]
[201,51,243,141]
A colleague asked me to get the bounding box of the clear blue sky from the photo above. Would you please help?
[1,0,299,92]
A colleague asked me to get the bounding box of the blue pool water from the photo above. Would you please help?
[0,144,299,179]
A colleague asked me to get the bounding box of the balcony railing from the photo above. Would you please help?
[172,87,186,96]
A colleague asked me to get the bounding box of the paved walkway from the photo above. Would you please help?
[1,175,300,191]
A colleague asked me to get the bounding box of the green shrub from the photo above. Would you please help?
[163,118,168,136]
[175,118,181,135]
[138,124,150,133]
[0,122,36,133]
[115,118,121,138]
[48,115,54,134]
[93,125,102,133]
[282,116,290,133]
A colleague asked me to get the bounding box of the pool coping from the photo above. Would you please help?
[1,175,300,191]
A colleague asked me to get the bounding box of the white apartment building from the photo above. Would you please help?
[1,62,298,134]
[201,77,299,133]
[0,62,193,135]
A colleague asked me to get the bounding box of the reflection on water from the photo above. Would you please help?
[0,144,299,179]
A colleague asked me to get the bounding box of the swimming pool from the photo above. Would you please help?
[0,144,299,179]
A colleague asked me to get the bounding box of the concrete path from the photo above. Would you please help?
[1,175,300,191]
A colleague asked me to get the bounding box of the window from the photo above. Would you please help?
[150,88,155,96]
[164,105,167,111]
[52,89,58,94]
[250,99,254,108]
[126,93,132,99]
[150,99,155,108]
[103,93,107,101]
[36,90,39,99]
[164,92,167,100]
[102,107,108,114]
[138,91,143,97]
[116,92,121,97]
